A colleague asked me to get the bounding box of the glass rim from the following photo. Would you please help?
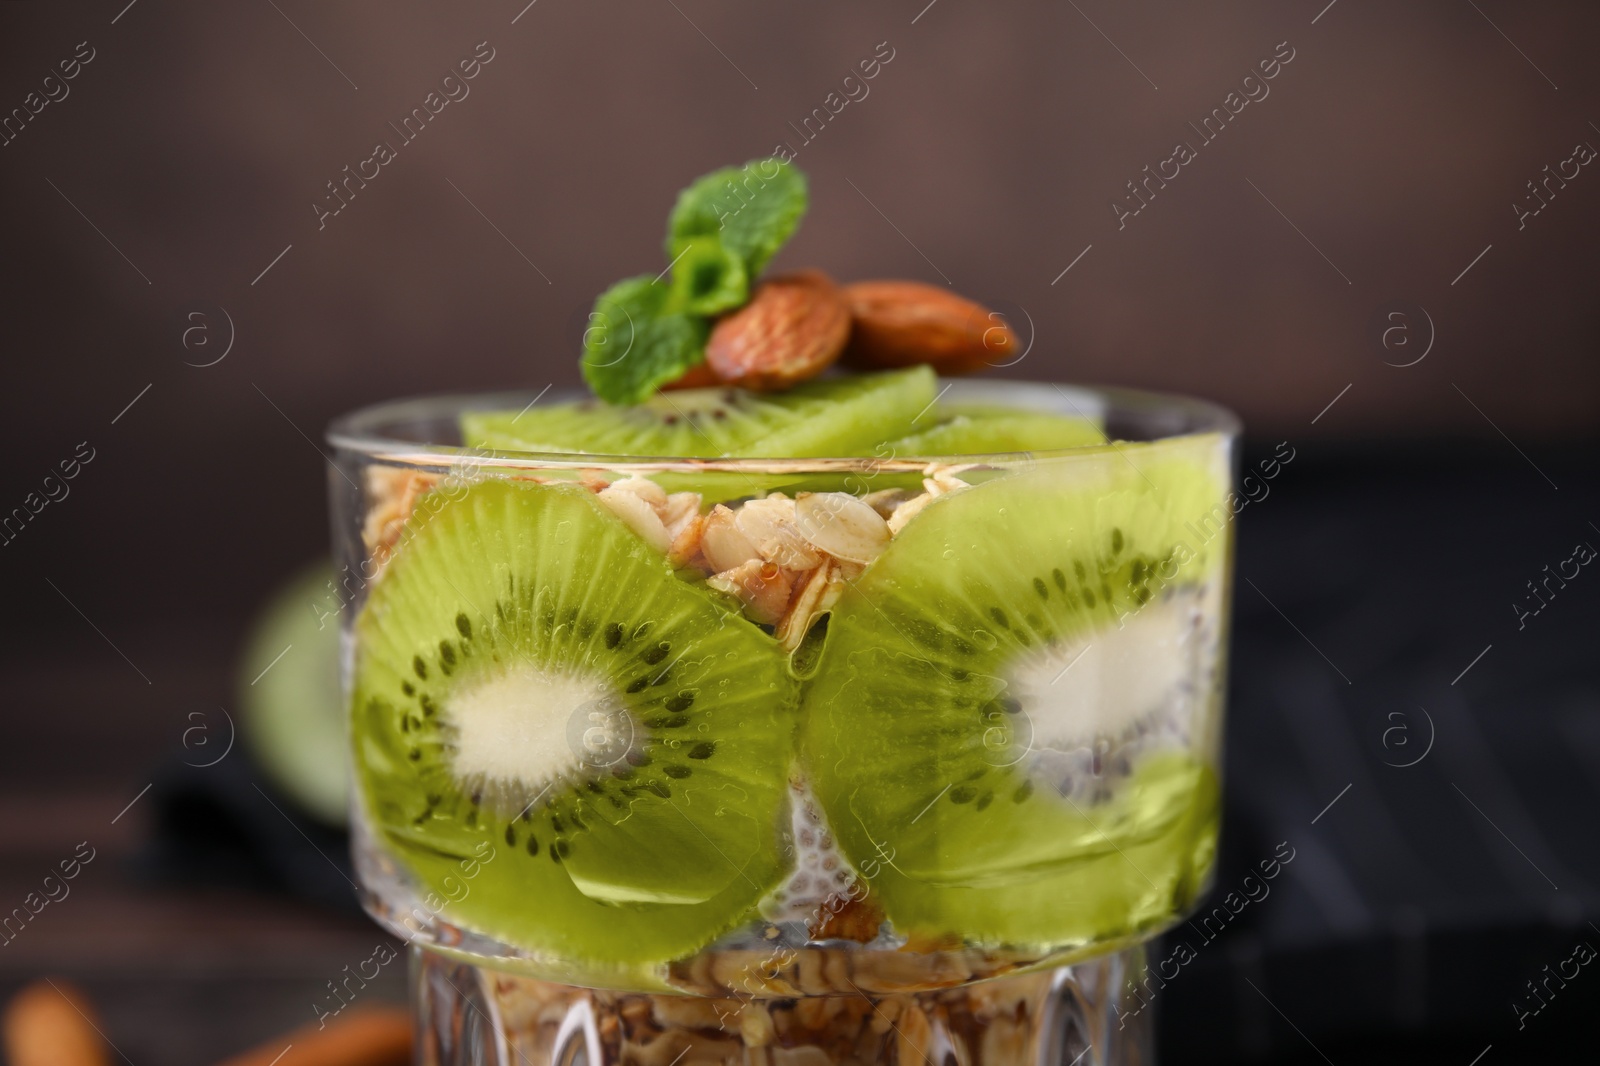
[325,378,1241,470]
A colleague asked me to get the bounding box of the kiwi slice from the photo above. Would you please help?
[800,441,1228,949]
[352,478,796,963]
[459,367,936,458]
[885,406,1105,457]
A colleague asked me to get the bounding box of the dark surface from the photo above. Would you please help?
[1159,437,1600,1063]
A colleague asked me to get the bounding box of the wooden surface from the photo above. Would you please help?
[0,639,406,1065]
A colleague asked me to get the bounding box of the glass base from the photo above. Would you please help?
[411,945,1152,1066]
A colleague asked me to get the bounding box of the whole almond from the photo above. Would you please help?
[841,280,1017,374]
[706,271,850,390]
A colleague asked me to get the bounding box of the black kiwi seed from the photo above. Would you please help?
[665,692,695,712]
[551,815,564,833]
[949,785,977,804]
[1112,528,1125,554]
[663,765,692,779]
[439,641,457,671]
[526,835,540,856]
[1033,577,1049,600]
[1136,586,1152,605]
[975,792,994,811]
[504,825,516,846]
[643,641,671,665]
[556,841,571,858]
[650,670,673,687]
[1130,560,1146,585]
[585,781,604,794]
[605,623,625,649]
[550,847,563,864]
[519,807,532,822]
[1013,780,1034,804]
[412,655,428,680]
[408,749,422,761]
[569,811,587,830]
[456,613,472,639]
[988,607,1010,629]
[1053,567,1068,592]
[420,695,436,716]
[1081,587,1096,607]
[469,791,481,806]
[400,716,412,733]
[1073,561,1087,583]
[627,751,652,767]
[626,677,650,694]
[647,715,689,729]
[688,742,716,760]
[401,681,415,697]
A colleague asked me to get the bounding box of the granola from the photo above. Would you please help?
[363,463,970,645]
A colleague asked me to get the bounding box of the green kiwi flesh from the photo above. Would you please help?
[460,367,937,458]
[800,440,1228,948]
[885,407,1105,457]
[352,478,796,963]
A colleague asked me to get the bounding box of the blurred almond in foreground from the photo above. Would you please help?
[3,979,108,1066]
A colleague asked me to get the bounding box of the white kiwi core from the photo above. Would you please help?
[1007,595,1201,755]
[444,663,631,791]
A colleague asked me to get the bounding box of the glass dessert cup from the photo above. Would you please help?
[327,381,1239,1065]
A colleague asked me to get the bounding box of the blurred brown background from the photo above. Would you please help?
[0,1,1596,1062]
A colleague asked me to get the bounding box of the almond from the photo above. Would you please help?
[841,280,1017,374]
[597,485,671,552]
[706,271,850,390]
[708,560,794,626]
[793,492,890,565]
[659,361,722,390]
[701,504,762,572]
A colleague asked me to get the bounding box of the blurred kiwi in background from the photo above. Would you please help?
[238,562,348,826]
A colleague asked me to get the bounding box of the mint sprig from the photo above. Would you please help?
[667,236,748,316]
[579,159,809,405]
[579,277,710,406]
[667,159,809,278]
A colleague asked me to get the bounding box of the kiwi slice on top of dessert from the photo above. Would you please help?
[352,478,796,963]
[884,404,1106,457]
[460,367,936,458]
[800,441,1228,949]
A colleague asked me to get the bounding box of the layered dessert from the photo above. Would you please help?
[331,160,1234,1060]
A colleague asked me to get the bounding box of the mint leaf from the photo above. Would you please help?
[666,159,808,277]
[667,236,749,315]
[579,276,710,406]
